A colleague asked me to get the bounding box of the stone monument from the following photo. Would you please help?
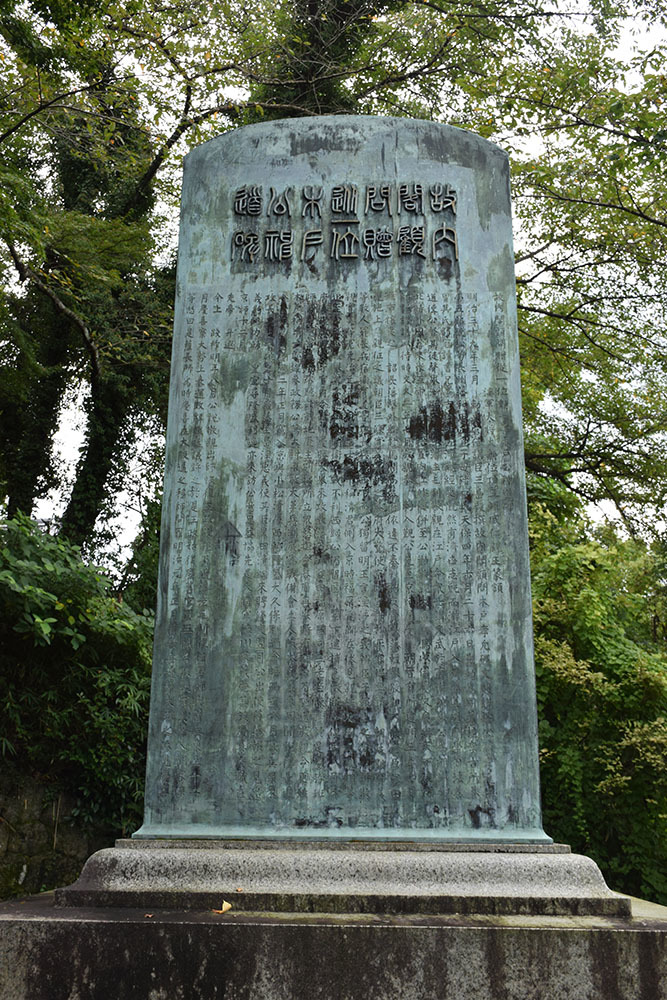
[138,114,548,844]
[5,118,664,1000]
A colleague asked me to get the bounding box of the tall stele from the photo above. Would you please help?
[136,116,550,843]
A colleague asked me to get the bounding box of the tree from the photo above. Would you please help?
[0,0,176,547]
[505,30,667,532]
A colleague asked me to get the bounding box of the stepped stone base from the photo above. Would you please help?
[1,891,666,1000]
[55,840,630,917]
[2,841,663,999]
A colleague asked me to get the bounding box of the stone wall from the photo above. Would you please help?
[0,766,112,899]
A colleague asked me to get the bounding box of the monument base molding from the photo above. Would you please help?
[1,892,665,1000]
[54,840,630,917]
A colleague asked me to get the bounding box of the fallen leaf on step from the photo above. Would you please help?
[212,901,233,914]
[144,913,154,918]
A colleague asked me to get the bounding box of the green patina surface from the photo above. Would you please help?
[138,117,549,844]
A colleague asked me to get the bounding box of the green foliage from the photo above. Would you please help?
[493,27,667,527]
[530,505,667,902]
[0,0,174,547]
[246,0,408,119]
[0,514,153,833]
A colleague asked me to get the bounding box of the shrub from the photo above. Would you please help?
[530,505,667,903]
[0,514,153,834]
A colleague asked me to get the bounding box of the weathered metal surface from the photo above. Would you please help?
[137,116,549,842]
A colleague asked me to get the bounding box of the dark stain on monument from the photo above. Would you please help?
[377,574,391,614]
[407,401,454,442]
[189,415,204,453]
[590,923,622,999]
[325,455,396,499]
[436,256,454,280]
[325,704,383,774]
[407,400,482,444]
[301,345,316,371]
[303,254,319,276]
[223,521,241,563]
[410,593,432,621]
[265,305,287,357]
[469,804,496,829]
[293,807,344,829]
[299,299,343,370]
[327,385,362,440]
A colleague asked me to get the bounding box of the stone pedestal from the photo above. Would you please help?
[1,891,665,1000]
[55,840,629,917]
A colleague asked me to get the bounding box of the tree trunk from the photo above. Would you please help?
[59,373,130,548]
[5,313,71,519]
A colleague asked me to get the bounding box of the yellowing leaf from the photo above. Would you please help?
[212,901,232,914]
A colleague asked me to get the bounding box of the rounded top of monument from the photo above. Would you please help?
[184,114,509,170]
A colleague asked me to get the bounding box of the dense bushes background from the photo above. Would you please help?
[530,503,667,903]
[0,515,152,839]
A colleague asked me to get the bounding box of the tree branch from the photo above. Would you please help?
[526,185,667,230]
[0,80,118,147]
[6,240,101,381]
